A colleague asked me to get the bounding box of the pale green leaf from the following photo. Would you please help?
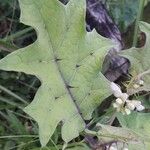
[120,21,150,95]
[117,112,150,150]
[0,0,113,146]
[66,145,90,150]
[31,144,90,150]
[85,123,142,145]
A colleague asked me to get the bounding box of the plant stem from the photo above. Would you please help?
[0,96,23,109]
[108,112,117,125]
[0,85,28,104]
[0,135,38,139]
[132,0,145,47]
[4,27,33,42]
[0,40,18,52]
[120,0,125,31]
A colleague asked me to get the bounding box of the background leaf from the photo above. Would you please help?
[66,145,90,150]
[107,0,140,32]
[117,112,150,149]
[86,123,143,145]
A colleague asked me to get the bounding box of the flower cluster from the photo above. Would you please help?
[110,82,145,115]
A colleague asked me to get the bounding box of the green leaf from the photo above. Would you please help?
[120,21,150,94]
[66,145,90,150]
[86,123,142,145]
[108,0,140,31]
[0,0,113,146]
[6,110,28,135]
[31,144,91,150]
[117,112,150,149]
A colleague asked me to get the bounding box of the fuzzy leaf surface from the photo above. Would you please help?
[0,0,113,146]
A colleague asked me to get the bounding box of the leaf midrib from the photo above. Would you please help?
[35,2,86,123]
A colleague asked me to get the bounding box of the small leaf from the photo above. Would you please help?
[0,0,113,146]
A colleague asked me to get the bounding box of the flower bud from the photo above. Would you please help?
[110,82,122,97]
[116,98,123,105]
[136,105,145,111]
[124,108,131,115]
[126,102,135,110]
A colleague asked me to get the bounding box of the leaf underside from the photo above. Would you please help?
[0,0,113,146]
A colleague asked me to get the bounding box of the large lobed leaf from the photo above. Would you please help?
[0,0,113,146]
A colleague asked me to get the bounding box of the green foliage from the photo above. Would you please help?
[118,22,150,149]
[97,123,142,144]
[0,0,14,6]
[107,0,140,31]
[0,0,113,146]
[117,112,150,149]
[120,21,150,94]
[0,0,150,149]
[107,0,149,32]
[66,145,90,150]
[6,110,28,134]
[31,144,90,150]
[85,123,144,148]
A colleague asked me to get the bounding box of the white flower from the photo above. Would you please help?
[113,102,121,112]
[111,82,129,113]
[133,84,140,89]
[123,148,129,150]
[110,82,129,101]
[133,79,144,89]
[109,146,118,150]
[131,100,145,111]
[131,100,141,106]
[126,100,145,112]
[110,82,123,97]
[116,98,124,105]
[136,105,145,111]
[124,107,131,115]
[136,104,145,111]
[120,93,129,102]
[126,100,136,110]
[109,143,118,150]
[113,103,119,108]
[110,82,145,115]
[139,79,144,86]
